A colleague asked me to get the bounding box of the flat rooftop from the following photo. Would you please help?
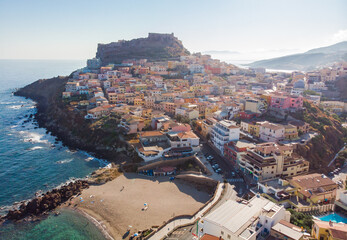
[203,197,281,236]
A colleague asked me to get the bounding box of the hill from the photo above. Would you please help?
[14,77,134,163]
[291,101,347,172]
[96,33,190,65]
[249,41,347,70]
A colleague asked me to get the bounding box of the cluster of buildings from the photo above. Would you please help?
[276,62,347,112]
[199,179,347,240]
[62,54,347,239]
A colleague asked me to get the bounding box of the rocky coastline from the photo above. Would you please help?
[1,76,129,224]
[14,76,133,163]
[1,180,89,223]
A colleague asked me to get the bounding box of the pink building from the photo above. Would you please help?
[270,94,303,109]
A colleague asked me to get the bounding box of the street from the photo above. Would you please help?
[200,142,249,197]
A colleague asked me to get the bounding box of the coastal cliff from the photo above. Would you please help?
[96,33,190,65]
[14,76,134,163]
[292,101,347,172]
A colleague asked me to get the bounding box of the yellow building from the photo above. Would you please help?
[284,124,298,140]
[190,85,204,92]
[134,98,144,106]
[141,108,152,118]
[224,88,234,95]
[134,84,147,91]
[312,220,347,240]
[290,174,337,204]
[249,122,260,137]
[245,99,263,113]
[205,105,219,118]
[108,92,118,103]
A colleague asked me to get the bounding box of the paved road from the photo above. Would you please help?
[200,142,248,197]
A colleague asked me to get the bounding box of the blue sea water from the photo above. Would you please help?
[319,213,347,224]
[0,60,106,239]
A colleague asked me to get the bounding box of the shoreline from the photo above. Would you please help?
[65,173,212,240]
[2,78,127,239]
[69,207,115,240]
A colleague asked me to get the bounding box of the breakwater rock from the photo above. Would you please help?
[4,180,89,221]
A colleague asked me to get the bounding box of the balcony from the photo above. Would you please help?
[212,127,229,137]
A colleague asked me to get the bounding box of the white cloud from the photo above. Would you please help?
[331,29,347,43]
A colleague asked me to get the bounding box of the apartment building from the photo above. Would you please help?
[270,94,303,110]
[224,140,255,166]
[211,120,240,155]
[239,142,309,181]
[259,122,285,142]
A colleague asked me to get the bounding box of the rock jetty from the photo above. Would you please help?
[3,180,89,221]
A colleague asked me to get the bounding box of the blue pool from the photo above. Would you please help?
[319,213,347,223]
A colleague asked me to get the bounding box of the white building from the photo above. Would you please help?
[259,122,285,142]
[189,64,205,74]
[211,120,240,154]
[167,131,200,152]
[175,107,199,120]
[308,82,327,92]
[198,196,290,240]
[103,80,111,89]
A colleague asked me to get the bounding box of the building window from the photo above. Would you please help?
[227,234,231,239]
[221,231,224,235]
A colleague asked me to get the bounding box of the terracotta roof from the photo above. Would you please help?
[140,131,164,138]
[314,220,347,239]
[291,173,336,189]
[177,131,198,139]
[201,234,223,240]
[330,228,347,240]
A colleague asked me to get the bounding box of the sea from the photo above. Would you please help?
[0,60,106,240]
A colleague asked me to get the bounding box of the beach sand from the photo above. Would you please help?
[68,173,210,239]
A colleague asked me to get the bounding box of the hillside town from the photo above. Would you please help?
[61,52,347,240]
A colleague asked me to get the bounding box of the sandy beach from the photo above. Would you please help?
[67,173,211,239]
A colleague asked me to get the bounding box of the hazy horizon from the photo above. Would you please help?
[1,0,346,61]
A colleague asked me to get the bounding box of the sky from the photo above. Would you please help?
[0,0,346,62]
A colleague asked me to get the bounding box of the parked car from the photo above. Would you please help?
[212,164,219,169]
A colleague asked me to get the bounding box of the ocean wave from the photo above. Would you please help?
[27,146,44,151]
[7,105,23,110]
[56,158,74,164]
[84,157,94,162]
[19,131,49,144]
[81,151,109,167]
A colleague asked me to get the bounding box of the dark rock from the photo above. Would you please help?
[3,180,89,221]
